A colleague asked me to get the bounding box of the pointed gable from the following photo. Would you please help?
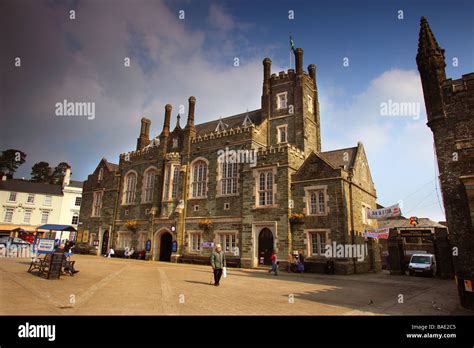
[292,152,340,182]
[215,118,228,132]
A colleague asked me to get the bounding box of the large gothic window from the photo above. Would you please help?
[142,169,157,203]
[123,172,137,205]
[220,162,238,195]
[258,170,273,206]
[163,164,180,201]
[191,160,207,198]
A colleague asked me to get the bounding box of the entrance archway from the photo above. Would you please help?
[101,230,109,255]
[258,228,274,265]
[159,232,173,262]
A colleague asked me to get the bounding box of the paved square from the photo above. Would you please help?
[0,255,471,315]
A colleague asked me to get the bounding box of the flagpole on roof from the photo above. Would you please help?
[289,33,292,69]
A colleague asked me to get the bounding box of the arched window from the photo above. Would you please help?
[98,168,104,182]
[192,160,207,198]
[143,169,157,203]
[163,164,180,201]
[123,172,137,204]
[171,165,179,198]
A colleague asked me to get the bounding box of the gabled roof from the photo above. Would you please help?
[0,179,63,195]
[101,158,118,172]
[292,152,341,181]
[320,146,358,169]
[195,109,262,135]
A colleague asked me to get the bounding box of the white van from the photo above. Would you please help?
[408,254,437,276]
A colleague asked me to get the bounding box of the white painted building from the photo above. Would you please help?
[0,167,83,242]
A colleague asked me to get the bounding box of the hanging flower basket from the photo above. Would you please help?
[198,218,213,230]
[125,220,138,231]
[289,213,305,224]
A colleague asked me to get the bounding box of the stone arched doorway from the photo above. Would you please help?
[154,229,173,262]
[258,228,274,265]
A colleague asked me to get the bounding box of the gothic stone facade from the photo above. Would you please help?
[417,17,474,309]
[79,48,381,274]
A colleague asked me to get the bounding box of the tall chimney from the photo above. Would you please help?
[136,117,151,151]
[295,48,303,76]
[186,96,196,128]
[263,58,272,81]
[308,64,316,81]
[62,166,71,187]
[162,104,172,137]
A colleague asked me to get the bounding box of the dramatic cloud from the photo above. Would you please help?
[320,69,445,221]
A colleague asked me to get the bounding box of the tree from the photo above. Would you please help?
[50,162,70,184]
[0,149,27,178]
[31,162,52,183]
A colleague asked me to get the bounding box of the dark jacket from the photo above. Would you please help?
[210,250,226,269]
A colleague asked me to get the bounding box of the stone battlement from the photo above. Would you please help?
[256,143,305,159]
[120,144,160,161]
[442,73,474,95]
[191,125,255,144]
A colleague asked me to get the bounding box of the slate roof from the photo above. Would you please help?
[102,158,119,172]
[68,180,84,188]
[195,109,262,135]
[320,146,358,169]
[0,179,63,195]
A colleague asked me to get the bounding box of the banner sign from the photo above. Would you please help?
[37,238,55,254]
[400,229,433,238]
[367,204,401,219]
[364,227,390,239]
[202,242,214,248]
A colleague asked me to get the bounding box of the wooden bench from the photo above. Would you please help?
[28,254,51,276]
[62,256,76,276]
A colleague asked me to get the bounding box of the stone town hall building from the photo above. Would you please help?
[79,48,380,274]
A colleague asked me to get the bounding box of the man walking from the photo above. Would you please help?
[210,244,226,286]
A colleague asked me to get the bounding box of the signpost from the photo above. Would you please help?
[37,239,55,254]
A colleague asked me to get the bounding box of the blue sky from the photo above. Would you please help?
[2,0,473,221]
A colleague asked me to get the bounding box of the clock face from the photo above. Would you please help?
[171,226,176,232]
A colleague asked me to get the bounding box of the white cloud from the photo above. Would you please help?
[320,69,445,221]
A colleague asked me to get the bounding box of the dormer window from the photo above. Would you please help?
[242,114,254,127]
[215,119,228,132]
[276,92,288,110]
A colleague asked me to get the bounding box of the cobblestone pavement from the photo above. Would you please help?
[0,255,471,315]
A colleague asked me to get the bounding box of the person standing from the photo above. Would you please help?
[268,250,278,275]
[210,244,226,286]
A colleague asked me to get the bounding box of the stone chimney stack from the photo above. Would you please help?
[136,117,151,151]
[62,165,71,187]
[186,96,196,128]
[308,64,316,81]
[162,104,172,137]
[295,48,303,76]
[261,58,272,121]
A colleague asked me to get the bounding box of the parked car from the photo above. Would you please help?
[408,253,437,276]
